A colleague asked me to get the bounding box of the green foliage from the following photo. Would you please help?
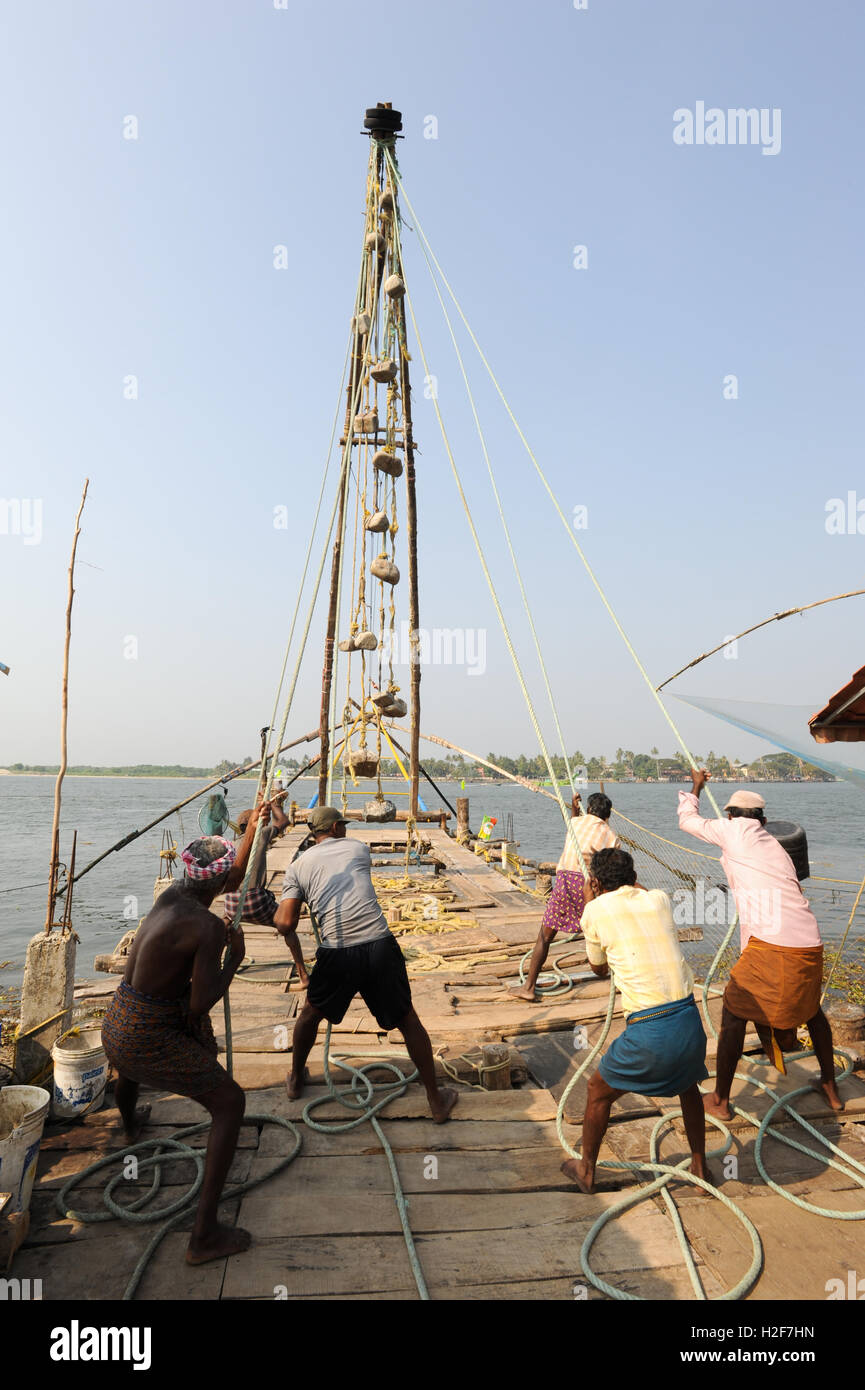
[2,749,836,782]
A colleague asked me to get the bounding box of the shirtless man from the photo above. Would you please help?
[101,803,269,1265]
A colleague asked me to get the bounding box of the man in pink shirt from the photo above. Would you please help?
[678,768,842,1119]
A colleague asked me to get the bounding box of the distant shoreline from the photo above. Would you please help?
[0,771,836,785]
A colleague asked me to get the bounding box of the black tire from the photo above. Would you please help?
[764,820,810,881]
[364,107,402,134]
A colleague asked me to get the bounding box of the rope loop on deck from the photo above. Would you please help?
[56,1112,302,1301]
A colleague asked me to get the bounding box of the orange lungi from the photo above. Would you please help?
[724,938,823,1068]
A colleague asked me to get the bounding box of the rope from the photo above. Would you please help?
[55,1112,302,1301]
[300,888,430,1298]
[821,865,865,1003]
[382,157,865,1297]
[385,153,728,826]
[386,169,592,883]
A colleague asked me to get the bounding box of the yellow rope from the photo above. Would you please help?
[821,864,865,1003]
[385,152,728,827]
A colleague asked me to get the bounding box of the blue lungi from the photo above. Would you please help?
[597,995,708,1097]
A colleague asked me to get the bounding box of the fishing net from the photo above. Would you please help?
[609,809,736,977]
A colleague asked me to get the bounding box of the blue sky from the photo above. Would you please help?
[1,0,863,769]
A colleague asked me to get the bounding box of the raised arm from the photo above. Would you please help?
[188,916,246,1018]
[677,768,726,847]
[223,802,271,891]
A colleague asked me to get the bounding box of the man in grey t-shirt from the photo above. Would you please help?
[274,806,457,1123]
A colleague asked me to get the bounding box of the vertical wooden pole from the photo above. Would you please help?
[390,146,421,820]
[45,479,89,931]
[319,470,350,807]
[319,145,375,805]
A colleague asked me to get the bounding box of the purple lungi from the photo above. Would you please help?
[541,869,586,935]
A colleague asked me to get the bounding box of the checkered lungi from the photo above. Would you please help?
[222,885,278,925]
[541,869,587,935]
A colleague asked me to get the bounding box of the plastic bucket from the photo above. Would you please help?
[0,1085,51,1214]
[51,1029,108,1120]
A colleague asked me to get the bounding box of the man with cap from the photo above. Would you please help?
[678,768,842,1118]
[102,803,270,1266]
[273,807,458,1122]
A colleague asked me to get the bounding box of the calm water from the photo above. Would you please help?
[1,775,863,990]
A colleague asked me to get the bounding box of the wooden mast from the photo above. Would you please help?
[398,322,421,818]
[375,104,420,816]
[318,126,377,805]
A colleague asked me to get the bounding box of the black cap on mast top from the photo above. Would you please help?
[363,102,403,138]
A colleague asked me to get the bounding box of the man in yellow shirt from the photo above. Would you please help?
[561,847,711,1194]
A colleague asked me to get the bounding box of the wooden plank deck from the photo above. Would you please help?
[25,817,865,1301]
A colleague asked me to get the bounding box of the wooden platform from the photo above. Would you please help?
[27,818,865,1302]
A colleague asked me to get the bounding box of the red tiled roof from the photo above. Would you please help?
[809,664,865,743]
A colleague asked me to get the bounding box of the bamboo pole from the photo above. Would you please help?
[60,728,319,890]
[396,247,422,820]
[319,148,374,804]
[45,479,89,931]
[388,724,560,802]
[656,586,865,691]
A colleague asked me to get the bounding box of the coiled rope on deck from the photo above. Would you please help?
[56,1112,302,1301]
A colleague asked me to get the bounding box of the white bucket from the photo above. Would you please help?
[51,1029,108,1120]
[0,1085,51,1215]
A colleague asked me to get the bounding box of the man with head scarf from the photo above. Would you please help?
[101,802,270,1266]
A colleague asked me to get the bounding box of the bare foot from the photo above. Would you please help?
[561,1157,594,1193]
[702,1091,733,1122]
[689,1158,716,1186]
[285,1068,311,1102]
[511,986,537,1003]
[186,1224,251,1265]
[119,1105,151,1143]
[814,1078,845,1112]
[430,1087,458,1124]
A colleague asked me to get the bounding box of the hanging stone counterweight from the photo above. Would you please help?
[372,449,402,478]
[371,555,400,585]
[370,359,398,383]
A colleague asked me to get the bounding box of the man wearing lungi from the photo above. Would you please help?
[561,848,711,1193]
[102,805,270,1265]
[678,768,843,1119]
[513,792,619,1001]
[222,795,310,989]
[274,806,458,1122]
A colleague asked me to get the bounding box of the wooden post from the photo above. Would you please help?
[456,797,470,842]
[536,863,556,899]
[481,1043,511,1091]
[45,479,88,931]
[394,172,421,820]
[825,1001,865,1045]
